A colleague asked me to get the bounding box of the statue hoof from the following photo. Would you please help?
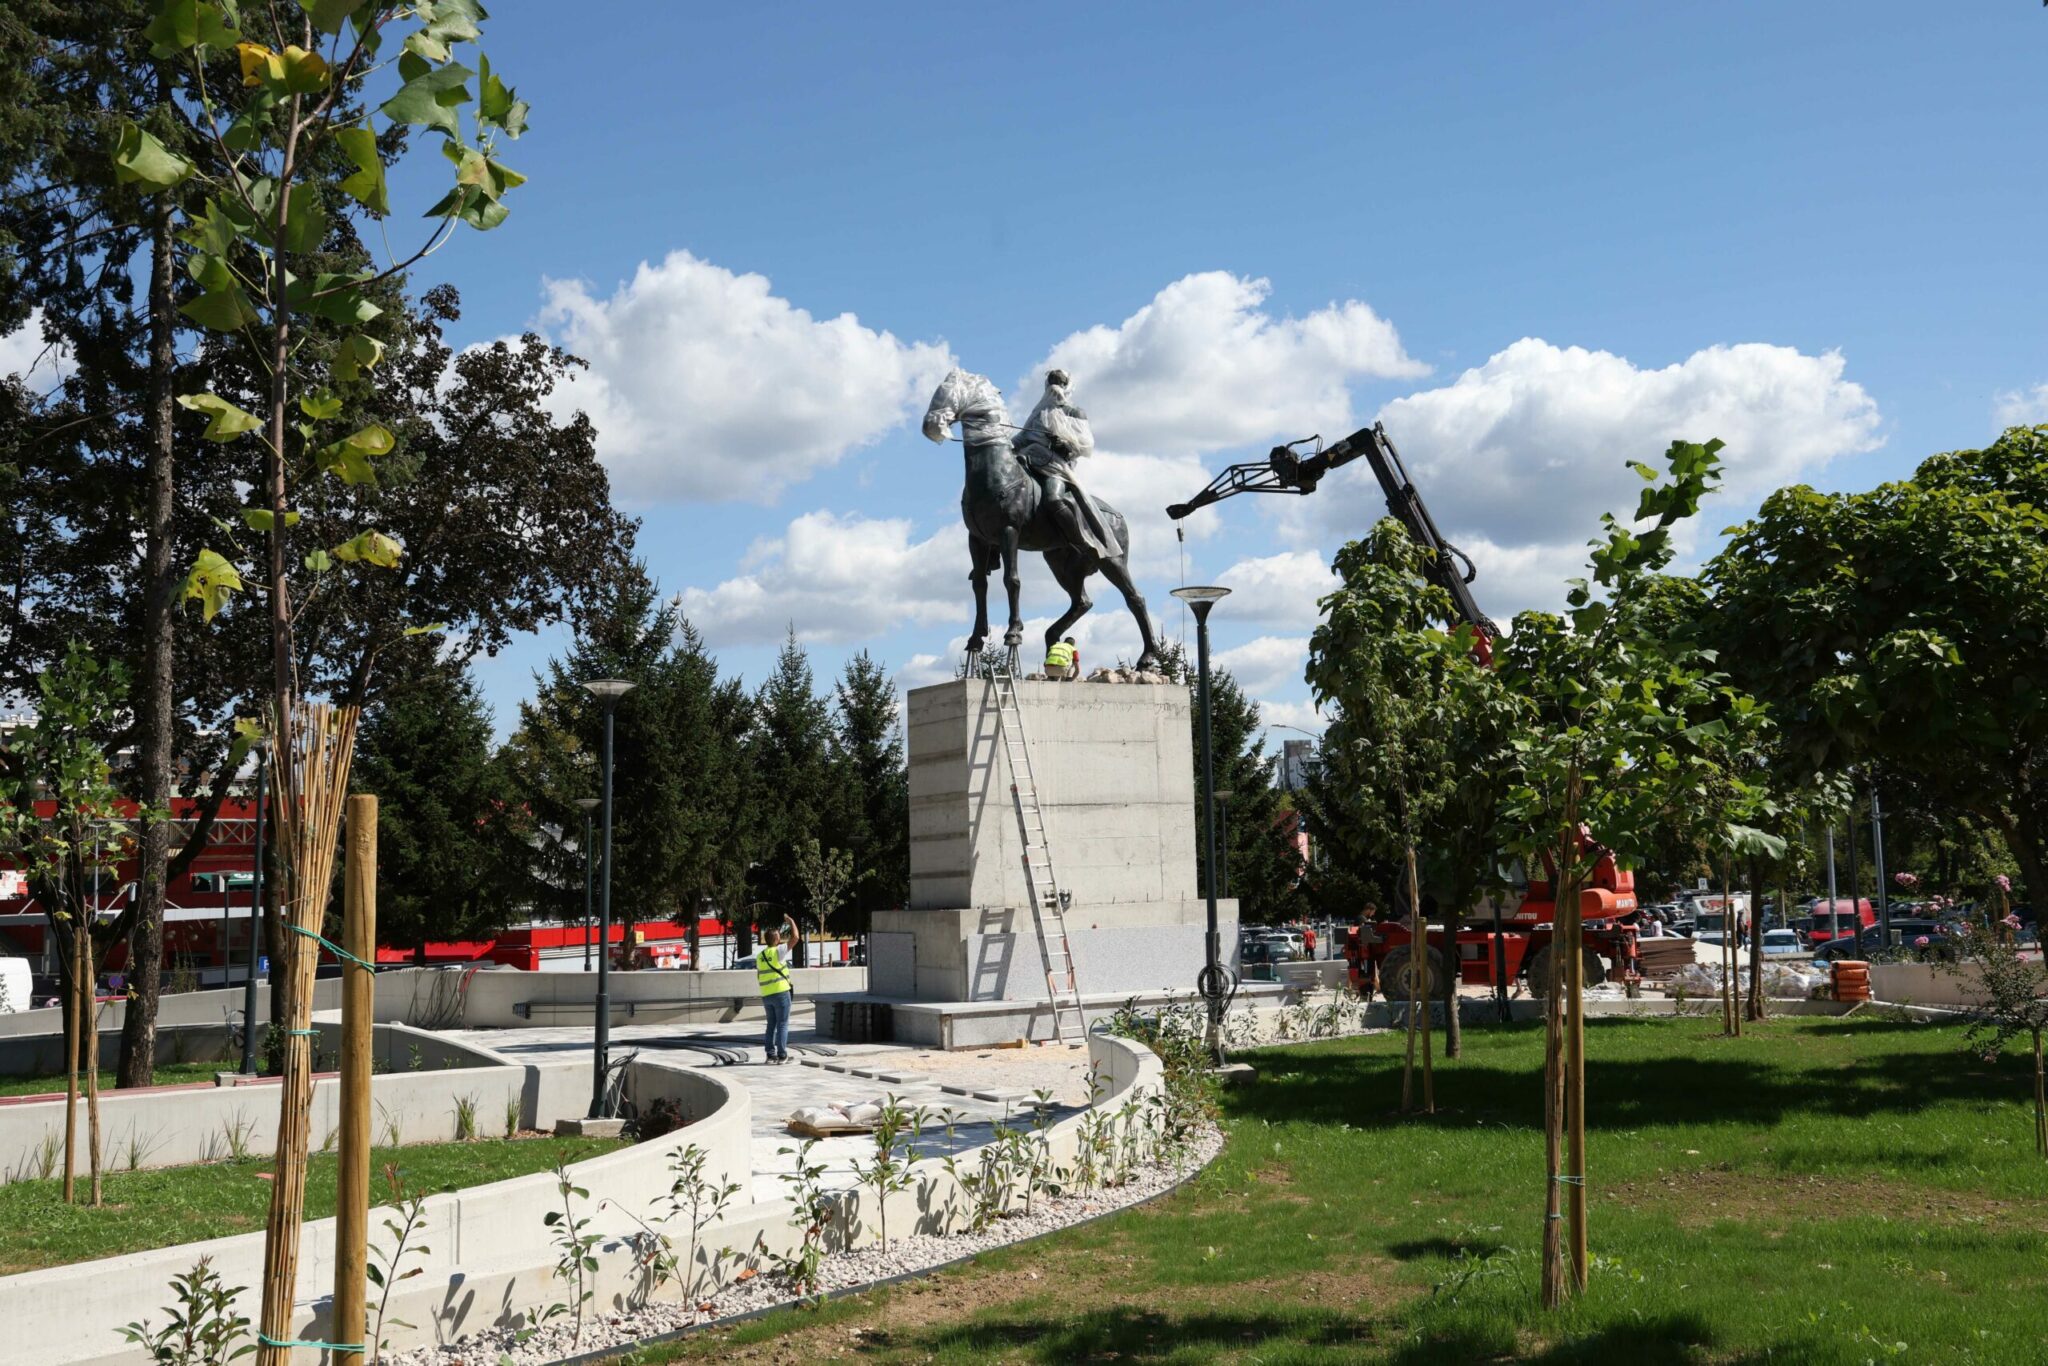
[1003,628,1024,647]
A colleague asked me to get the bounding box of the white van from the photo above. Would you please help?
[0,957,30,1013]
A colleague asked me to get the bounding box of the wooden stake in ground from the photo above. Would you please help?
[1747,858,1769,1023]
[1561,862,1588,1293]
[1408,845,1435,1113]
[257,702,360,1366]
[1539,834,1569,1309]
[85,940,102,1207]
[63,917,81,1204]
[332,794,377,1363]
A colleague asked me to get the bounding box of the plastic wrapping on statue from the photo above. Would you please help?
[1021,370,1095,459]
[922,368,1013,446]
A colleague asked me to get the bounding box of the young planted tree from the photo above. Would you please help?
[0,647,160,1205]
[1945,897,2048,1158]
[1307,519,1489,1114]
[1482,439,1773,1307]
[118,5,531,1356]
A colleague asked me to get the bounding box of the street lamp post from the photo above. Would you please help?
[1870,789,1891,945]
[1214,789,1235,902]
[575,798,600,972]
[241,743,267,1074]
[582,679,636,1119]
[1172,585,1231,1065]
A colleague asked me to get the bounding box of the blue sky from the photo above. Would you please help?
[13,4,2035,736]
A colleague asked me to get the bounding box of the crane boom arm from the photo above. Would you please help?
[1167,422,1500,642]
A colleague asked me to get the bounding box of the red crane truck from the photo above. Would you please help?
[1169,423,1642,999]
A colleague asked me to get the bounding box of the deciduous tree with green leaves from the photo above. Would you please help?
[1307,518,1492,1114]
[115,6,530,1355]
[1705,424,2048,908]
[1480,438,1775,1308]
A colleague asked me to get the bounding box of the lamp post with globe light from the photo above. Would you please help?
[1171,584,1231,1064]
[582,679,635,1118]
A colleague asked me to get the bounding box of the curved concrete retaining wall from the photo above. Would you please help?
[0,1023,513,1184]
[6,1033,1171,1364]
[455,963,867,1028]
[0,1059,750,1366]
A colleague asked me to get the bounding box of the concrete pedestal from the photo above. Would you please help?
[870,677,1236,1006]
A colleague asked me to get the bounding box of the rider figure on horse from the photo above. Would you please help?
[1014,369,1120,563]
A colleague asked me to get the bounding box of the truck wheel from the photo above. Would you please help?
[1523,946,1607,995]
[1381,945,1445,1000]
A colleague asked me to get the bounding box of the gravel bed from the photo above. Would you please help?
[383,1125,1225,1366]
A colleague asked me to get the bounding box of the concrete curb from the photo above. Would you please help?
[542,1130,1224,1366]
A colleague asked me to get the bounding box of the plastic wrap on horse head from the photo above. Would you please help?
[922,369,1012,446]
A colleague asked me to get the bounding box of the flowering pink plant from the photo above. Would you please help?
[1995,873,2012,893]
[1914,935,1931,947]
[1894,871,1919,889]
[2001,913,2022,930]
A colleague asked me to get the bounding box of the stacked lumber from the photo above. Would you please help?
[1635,937,1697,981]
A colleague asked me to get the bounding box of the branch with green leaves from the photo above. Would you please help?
[111,0,529,631]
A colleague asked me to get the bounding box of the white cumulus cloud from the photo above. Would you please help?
[0,309,70,388]
[1215,635,1310,698]
[675,510,961,646]
[1023,271,1427,459]
[538,251,954,505]
[1289,338,1883,618]
[1209,550,1338,630]
[1994,383,2048,427]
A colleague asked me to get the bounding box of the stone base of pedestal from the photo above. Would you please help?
[869,902,1233,1003]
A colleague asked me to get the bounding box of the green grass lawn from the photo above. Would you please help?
[0,1062,224,1099]
[0,1134,624,1274]
[614,1015,2048,1365]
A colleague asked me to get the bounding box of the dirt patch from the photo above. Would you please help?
[1608,1167,2048,1232]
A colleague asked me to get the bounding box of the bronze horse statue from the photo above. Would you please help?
[922,369,1162,671]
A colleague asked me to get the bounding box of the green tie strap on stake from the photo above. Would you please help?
[287,922,375,972]
[257,1334,364,1353]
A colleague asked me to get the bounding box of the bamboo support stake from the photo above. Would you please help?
[64,919,80,1203]
[333,795,376,1363]
[85,936,102,1207]
[1408,845,1434,1114]
[257,701,360,1366]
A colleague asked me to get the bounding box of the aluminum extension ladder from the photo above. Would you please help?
[987,658,1088,1045]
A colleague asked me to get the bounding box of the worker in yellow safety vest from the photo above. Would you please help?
[1045,636,1079,680]
[756,914,799,1063]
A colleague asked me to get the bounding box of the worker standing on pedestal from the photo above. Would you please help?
[1045,636,1079,680]
[756,914,799,1064]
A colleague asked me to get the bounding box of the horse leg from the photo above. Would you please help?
[1001,526,1024,651]
[966,536,996,657]
[1098,553,1163,671]
[1044,549,1093,667]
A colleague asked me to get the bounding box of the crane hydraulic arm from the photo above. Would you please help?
[1166,423,1500,650]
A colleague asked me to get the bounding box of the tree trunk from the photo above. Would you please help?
[85,953,102,1207]
[1539,832,1570,1309]
[118,188,182,1090]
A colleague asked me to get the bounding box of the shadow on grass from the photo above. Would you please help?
[897,1303,1753,1365]
[909,1305,1379,1362]
[1231,1024,2017,1136]
[1388,1236,1509,1262]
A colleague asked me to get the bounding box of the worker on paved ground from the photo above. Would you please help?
[1045,635,1079,680]
[1344,903,1383,999]
[756,914,799,1064]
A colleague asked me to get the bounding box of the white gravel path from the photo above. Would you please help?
[383,1126,1224,1366]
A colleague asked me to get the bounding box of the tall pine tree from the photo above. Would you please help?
[831,651,909,933]
[350,654,518,960]
[749,632,839,951]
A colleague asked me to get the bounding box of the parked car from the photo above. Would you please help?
[1759,929,1805,957]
